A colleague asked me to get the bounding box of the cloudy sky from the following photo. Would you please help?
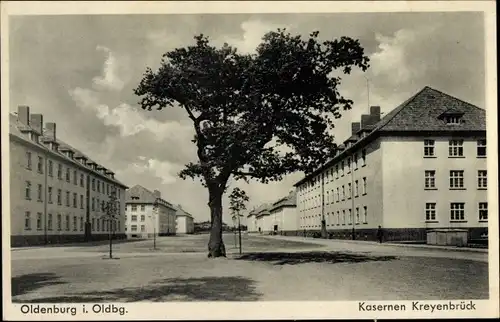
[8,12,485,224]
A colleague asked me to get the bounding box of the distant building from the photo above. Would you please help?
[268,190,298,234]
[9,106,128,247]
[124,185,177,238]
[294,86,487,242]
[175,205,194,234]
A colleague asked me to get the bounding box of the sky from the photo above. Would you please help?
[8,12,485,225]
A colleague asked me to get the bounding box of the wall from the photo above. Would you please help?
[381,136,488,239]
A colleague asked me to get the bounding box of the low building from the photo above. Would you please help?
[9,106,128,247]
[124,185,177,238]
[175,205,194,234]
[293,86,487,242]
[268,190,298,234]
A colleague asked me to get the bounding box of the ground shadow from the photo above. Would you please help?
[235,251,397,265]
[12,273,67,297]
[16,276,262,303]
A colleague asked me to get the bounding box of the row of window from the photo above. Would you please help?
[127,205,146,212]
[300,206,369,228]
[25,151,120,197]
[24,212,121,232]
[298,150,368,194]
[425,202,488,221]
[299,177,367,210]
[424,139,486,158]
[424,170,487,189]
[24,182,120,213]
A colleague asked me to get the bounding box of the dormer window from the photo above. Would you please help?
[131,196,139,200]
[30,132,39,143]
[445,116,461,125]
[439,110,464,125]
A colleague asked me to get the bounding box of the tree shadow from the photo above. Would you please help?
[12,273,67,297]
[235,251,397,265]
[17,276,262,303]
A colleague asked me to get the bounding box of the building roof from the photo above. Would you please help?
[247,203,272,218]
[9,113,128,188]
[294,86,486,187]
[125,184,175,210]
[175,205,194,219]
[268,190,297,212]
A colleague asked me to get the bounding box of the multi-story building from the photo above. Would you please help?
[294,86,488,242]
[267,190,297,234]
[175,205,194,234]
[124,185,177,238]
[9,106,128,247]
[246,204,271,234]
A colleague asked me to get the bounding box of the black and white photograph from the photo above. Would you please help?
[2,1,498,320]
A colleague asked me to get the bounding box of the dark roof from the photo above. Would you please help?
[294,86,486,187]
[125,184,175,209]
[175,205,194,219]
[268,190,297,212]
[9,113,128,188]
[247,203,271,217]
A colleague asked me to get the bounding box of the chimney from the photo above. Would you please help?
[351,122,361,135]
[360,115,371,128]
[30,114,43,134]
[45,122,57,141]
[18,105,30,125]
[153,190,161,199]
[370,106,381,122]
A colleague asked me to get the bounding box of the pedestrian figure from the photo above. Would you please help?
[377,225,383,243]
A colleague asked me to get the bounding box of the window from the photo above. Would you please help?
[48,160,53,177]
[92,218,95,231]
[37,184,43,201]
[356,207,360,224]
[342,210,346,225]
[449,140,464,157]
[342,185,345,200]
[107,184,109,195]
[131,225,138,232]
[125,215,127,221]
[47,214,53,230]
[131,205,137,212]
[26,151,32,169]
[80,174,85,187]
[25,181,31,200]
[361,149,366,166]
[450,203,465,221]
[424,140,435,157]
[48,187,53,203]
[445,116,461,125]
[92,178,95,191]
[477,139,486,157]
[335,165,339,179]
[65,215,70,231]
[425,203,436,221]
[91,198,95,211]
[57,214,62,231]
[73,216,77,231]
[66,167,70,182]
[80,217,84,231]
[477,170,487,189]
[347,157,351,173]
[25,212,31,230]
[117,221,120,231]
[57,163,62,179]
[141,205,145,211]
[57,189,62,205]
[37,156,44,173]
[348,209,352,224]
[336,211,340,225]
[97,198,100,212]
[73,193,77,208]
[363,206,367,223]
[80,195,84,209]
[354,180,359,197]
[131,215,137,221]
[97,180,100,193]
[141,225,146,232]
[479,202,488,221]
[362,177,367,195]
[425,170,436,189]
[353,153,358,170]
[348,183,352,199]
[66,191,70,206]
[449,170,464,189]
[141,215,145,222]
[73,170,77,185]
[96,218,100,231]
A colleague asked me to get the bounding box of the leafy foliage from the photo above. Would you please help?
[134,29,370,189]
[229,187,249,217]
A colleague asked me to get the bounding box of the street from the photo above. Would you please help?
[11,233,489,302]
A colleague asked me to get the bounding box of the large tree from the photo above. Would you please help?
[134,29,370,258]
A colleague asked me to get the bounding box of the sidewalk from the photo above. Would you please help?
[258,234,488,253]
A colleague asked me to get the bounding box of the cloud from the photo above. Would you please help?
[220,19,292,54]
[129,158,184,185]
[92,45,128,91]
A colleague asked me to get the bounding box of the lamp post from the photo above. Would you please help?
[350,152,356,240]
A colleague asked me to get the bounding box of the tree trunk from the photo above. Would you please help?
[208,188,226,258]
